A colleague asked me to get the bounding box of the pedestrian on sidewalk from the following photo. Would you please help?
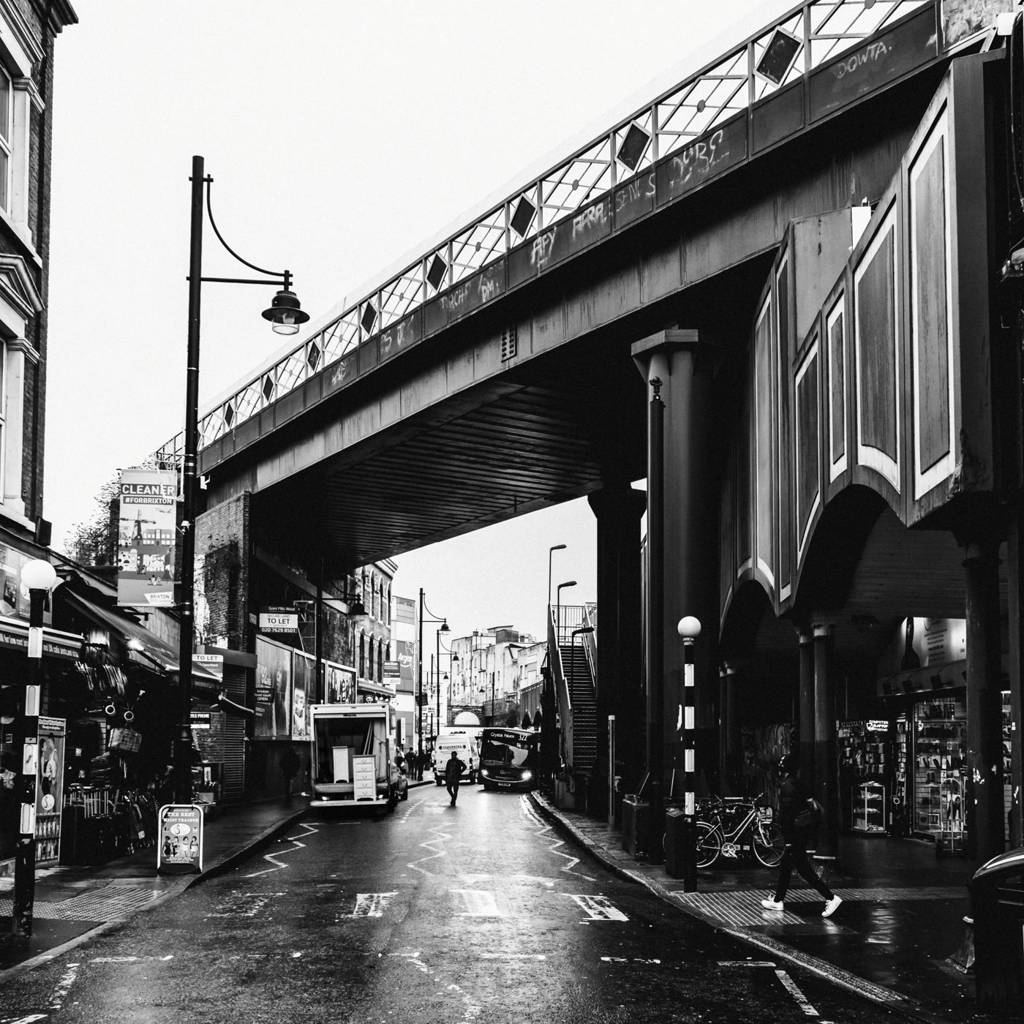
[444,750,467,806]
[761,753,842,919]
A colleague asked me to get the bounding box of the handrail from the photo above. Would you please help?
[151,0,936,468]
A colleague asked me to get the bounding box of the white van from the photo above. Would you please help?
[432,731,478,785]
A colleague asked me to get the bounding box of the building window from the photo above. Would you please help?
[0,68,11,214]
[359,633,366,678]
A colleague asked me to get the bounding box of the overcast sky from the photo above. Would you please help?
[45,0,793,640]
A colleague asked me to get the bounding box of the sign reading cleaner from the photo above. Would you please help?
[117,468,178,608]
[157,804,204,874]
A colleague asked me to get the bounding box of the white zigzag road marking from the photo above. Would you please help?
[243,821,318,878]
[408,824,450,876]
[522,797,596,881]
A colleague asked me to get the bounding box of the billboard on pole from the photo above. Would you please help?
[117,468,178,608]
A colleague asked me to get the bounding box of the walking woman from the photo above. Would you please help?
[761,753,843,918]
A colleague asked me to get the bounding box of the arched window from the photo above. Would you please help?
[359,632,366,678]
[377,642,383,682]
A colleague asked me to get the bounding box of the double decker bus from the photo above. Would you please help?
[478,727,538,791]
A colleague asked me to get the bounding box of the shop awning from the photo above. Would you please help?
[358,679,396,698]
[0,614,82,662]
[62,592,221,684]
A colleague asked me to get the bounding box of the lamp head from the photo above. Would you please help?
[22,559,58,592]
[347,596,367,617]
[677,615,702,642]
[440,619,450,633]
[262,287,311,336]
[550,543,566,553]
[558,580,577,591]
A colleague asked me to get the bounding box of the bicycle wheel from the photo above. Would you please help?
[752,819,785,868]
[695,820,722,869]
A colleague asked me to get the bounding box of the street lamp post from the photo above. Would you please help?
[547,543,566,612]
[177,154,309,804]
[677,615,702,892]
[12,558,59,940]
[555,580,577,648]
[417,588,448,762]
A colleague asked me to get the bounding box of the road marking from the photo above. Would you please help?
[523,801,596,881]
[478,953,546,960]
[48,961,79,1010]
[453,890,502,917]
[775,969,818,1017]
[601,956,661,964]
[350,892,398,918]
[408,825,450,876]
[0,1015,48,1023]
[88,955,174,964]
[717,960,777,967]
[206,892,284,918]
[244,822,318,878]
[567,894,628,921]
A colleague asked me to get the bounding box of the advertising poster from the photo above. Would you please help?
[395,638,414,690]
[157,804,204,874]
[291,651,313,739]
[942,0,1012,47]
[117,468,178,608]
[35,716,65,865]
[254,637,292,740]
[325,661,356,704]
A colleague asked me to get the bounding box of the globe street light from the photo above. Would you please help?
[177,155,309,804]
[12,558,60,940]
[677,615,702,892]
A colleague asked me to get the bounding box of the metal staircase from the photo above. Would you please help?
[558,639,597,771]
[548,603,598,779]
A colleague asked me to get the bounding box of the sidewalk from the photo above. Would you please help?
[0,795,314,980]
[528,791,1010,1024]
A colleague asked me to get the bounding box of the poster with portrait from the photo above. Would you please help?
[325,661,356,704]
[254,637,292,740]
[35,716,65,866]
[291,651,313,740]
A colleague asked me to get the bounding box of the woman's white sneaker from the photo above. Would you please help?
[760,898,784,911]
[822,895,843,918]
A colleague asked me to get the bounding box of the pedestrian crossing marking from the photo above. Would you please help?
[453,889,502,916]
[350,892,398,918]
[567,894,628,921]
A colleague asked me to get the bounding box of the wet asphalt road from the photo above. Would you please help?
[0,784,906,1023]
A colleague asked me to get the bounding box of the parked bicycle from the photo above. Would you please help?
[694,793,784,869]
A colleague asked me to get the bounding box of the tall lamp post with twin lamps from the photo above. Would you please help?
[176,155,309,804]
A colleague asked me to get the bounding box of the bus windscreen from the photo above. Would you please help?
[479,728,537,789]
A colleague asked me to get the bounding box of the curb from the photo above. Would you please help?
[527,791,945,1024]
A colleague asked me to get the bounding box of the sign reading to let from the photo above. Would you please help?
[259,611,299,633]
[157,804,204,874]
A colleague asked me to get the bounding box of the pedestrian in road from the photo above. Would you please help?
[444,749,467,806]
[761,753,842,918]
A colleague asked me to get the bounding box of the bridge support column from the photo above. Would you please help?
[631,329,719,837]
[962,533,1005,865]
[812,621,839,869]
[588,483,646,814]
[798,630,815,788]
